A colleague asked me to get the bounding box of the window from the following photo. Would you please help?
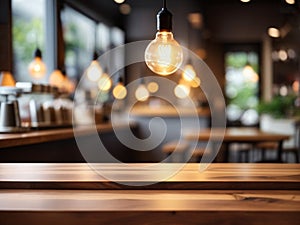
[12,0,46,82]
[61,6,95,80]
[225,48,260,126]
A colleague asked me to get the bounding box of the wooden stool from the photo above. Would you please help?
[255,142,278,161]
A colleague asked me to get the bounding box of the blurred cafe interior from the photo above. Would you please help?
[0,0,300,224]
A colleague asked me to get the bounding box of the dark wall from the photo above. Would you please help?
[0,0,12,71]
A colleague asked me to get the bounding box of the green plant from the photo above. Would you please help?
[257,95,299,118]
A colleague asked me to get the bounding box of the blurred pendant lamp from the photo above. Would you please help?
[113,76,127,100]
[49,69,65,89]
[28,48,47,79]
[86,23,103,82]
[182,19,199,87]
[135,78,149,101]
[86,51,103,82]
[0,71,15,86]
[174,78,190,99]
[97,67,112,92]
[144,0,183,76]
[182,59,196,82]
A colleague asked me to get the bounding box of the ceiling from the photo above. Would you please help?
[64,0,300,42]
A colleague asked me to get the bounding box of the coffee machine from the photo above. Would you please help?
[0,86,25,133]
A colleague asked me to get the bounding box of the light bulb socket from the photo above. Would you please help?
[157,7,172,31]
[93,51,98,60]
[34,48,42,58]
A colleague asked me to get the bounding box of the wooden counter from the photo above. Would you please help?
[0,163,299,190]
[0,190,299,225]
[0,163,299,225]
[0,122,133,149]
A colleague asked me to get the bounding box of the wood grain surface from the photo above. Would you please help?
[184,127,291,142]
[0,122,134,149]
[0,190,299,225]
[0,163,299,190]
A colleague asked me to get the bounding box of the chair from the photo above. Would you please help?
[281,120,300,163]
[255,120,300,163]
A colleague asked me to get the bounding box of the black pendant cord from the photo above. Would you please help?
[93,22,99,60]
[157,0,172,31]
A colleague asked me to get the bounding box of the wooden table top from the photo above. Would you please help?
[1,163,299,225]
[0,163,299,190]
[0,122,133,149]
[185,127,291,142]
[1,189,299,225]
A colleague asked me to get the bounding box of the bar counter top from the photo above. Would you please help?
[0,163,299,190]
[0,163,299,225]
[0,122,133,149]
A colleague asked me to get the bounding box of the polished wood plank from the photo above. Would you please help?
[0,163,299,189]
[0,122,134,149]
[185,127,291,142]
[0,190,299,225]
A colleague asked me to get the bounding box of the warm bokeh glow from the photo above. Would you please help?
[268,27,280,38]
[190,76,201,88]
[292,80,299,93]
[28,57,47,79]
[97,73,112,92]
[174,84,190,99]
[135,84,149,101]
[63,76,75,93]
[147,82,159,93]
[113,83,127,100]
[49,70,65,88]
[285,0,295,5]
[145,31,183,76]
[114,0,125,4]
[182,64,196,82]
[0,71,15,86]
[278,50,288,61]
[243,65,259,83]
[86,60,103,82]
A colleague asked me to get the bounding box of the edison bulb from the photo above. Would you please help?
[113,83,127,100]
[135,84,149,101]
[28,57,47,79]
[97,73,112,92]
[182,64,196,82]
[86,60,103,82]
[145,31,183,76]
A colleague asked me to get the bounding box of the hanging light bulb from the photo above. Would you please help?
[49,69,65,89]
[86,52,103,82]
[0,71,15,86]
[113,77,127,100]
[28,48,47,79]
[98,70,112,92]
[144,0,183,76]
[182,63,196,82]
[135,80,149,101]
